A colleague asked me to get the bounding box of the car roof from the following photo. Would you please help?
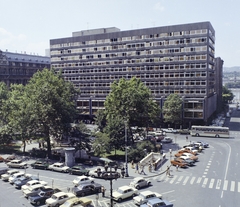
[118,185,132,190]
[140,190,155,196]
[10,159,22,162]
[133,177,144,181]
[29,184,44,189]
[53,192,67,197]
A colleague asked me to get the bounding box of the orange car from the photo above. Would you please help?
[170,159,188,168]
[0,156,5,162]
[178,149,197,155]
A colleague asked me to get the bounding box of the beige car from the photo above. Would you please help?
[112,185,138,202]
[46,192,75,207]
[60,197,92,207]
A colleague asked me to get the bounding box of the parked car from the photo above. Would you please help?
[29,187,61,206]
[9,172,30,184]
[178,129,190,134]
[196,141,209,148]
[1,169,20,181]
[48,162,69,173]
[180,153,198,162]
[45,192,75,207]
[6,159,27,169]
[31,160,50,170]
[140,198,173,207]
[162,128,177,133]
[0,156,5,162]
[129,177,151,189]
[4,155,16,163]
[23,184,49,198]
[112,185,138,202]
[0,167,9,176]
[88,168,120,179]
[68,165,89,176]
[182,146,198,154]
[73,175,94,186]
[14,175,39,189]
[178,148,198,155]
[60,197,92,207]
[72,183,102,197]
[133,190,163,205]
[161,137,173,143]
[170,159,188,168]
[21,179,48,191]
[175,157,194,166]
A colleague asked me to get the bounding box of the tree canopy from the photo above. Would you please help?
[163,94,182,125]
[222,86,234,104]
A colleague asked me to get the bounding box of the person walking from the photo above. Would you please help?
[186,135,188,142]
[135,163,139,173]
[176,165,179,171]
[139,165,146,175]
[131,160,134,169]
[101,186,106,197]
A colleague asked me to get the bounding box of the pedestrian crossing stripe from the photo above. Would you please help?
[151,175,240,192]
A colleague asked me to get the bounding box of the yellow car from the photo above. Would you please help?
[60,197,92,207]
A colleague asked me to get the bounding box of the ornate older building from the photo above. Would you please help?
[50,22,223,126]
[0,50,50,87]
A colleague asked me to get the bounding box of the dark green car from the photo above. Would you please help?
[31,160,49,170]
[68,165,89,175]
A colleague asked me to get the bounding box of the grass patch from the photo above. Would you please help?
[102,150,125,161]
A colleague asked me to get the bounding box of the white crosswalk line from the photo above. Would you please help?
[216,179,221,190]
[176,175,183,184]
[230,181,235,192]
[209,178,215,188]
[238,182,240,193]
[190,177,196,184]
[202,178,208,188]
[223,180,228,191]
[183,176,190,185]
[196,177,202,184]
[169,175,178,184]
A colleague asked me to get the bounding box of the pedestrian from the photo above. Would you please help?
[121,167,125,178]
[131,160,134,169]
[101,186,106,197]
[176,165,179,171]
[148,163,152,172]
[186,135,188,142]
[104,164,109,172]
[114,165,118,172]
[135,163,139,173]
[139,165,146,175]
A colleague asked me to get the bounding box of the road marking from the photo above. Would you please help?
[169,175,178,184]
[182,176,190,185]
[176,175,183,184]
[202,178,208,188]
[223,180,228,191]
[216,179,221,190]
[190,177,196,184]
[209,178,215,188]
[230,181,235,192]
[196,177,202,184]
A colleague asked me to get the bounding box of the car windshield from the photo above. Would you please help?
[51,195,57,200]
[117,189,124,194]
[39,192,45,197]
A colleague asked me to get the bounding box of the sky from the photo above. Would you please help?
[0,0,239,68]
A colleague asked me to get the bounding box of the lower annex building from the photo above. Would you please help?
[0,50,50,87]
[50,21,223,127]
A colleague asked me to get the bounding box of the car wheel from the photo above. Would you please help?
[196,133,199,137]
[91,175,95,178]
[136,185,140,190]
[69,171,72,175]
[118,198,122,202]
[215,134,220,138]
[91,181,94,184]
[148,182,151,186]
[36,201,41,206]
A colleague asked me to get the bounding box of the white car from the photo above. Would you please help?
[162,128,177,133]
[45,192,75,207]
[23,184,48,198]
[129,177,151,189]
[7,159,27,169]
[112,185,138,202]
[180,153,198,162]
[72,175,94,186]
[48,163,69,173]
[88,167,105,177]
[133,190,162,205]
[21,179,48,191]
[1,169,20,181]
[182,146,198,154]
[9,172,30,184]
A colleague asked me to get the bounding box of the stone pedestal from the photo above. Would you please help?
[65,148,75,167]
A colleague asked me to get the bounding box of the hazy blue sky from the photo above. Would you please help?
[0,0,239,67]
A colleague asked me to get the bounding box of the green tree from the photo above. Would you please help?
[163,94,182,126]
[95,109,107,132]
[222,86,234,104]
[104,77,160,145]
[25,68,79,157]
[92,132,111,156]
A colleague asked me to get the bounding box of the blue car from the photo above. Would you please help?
[140,198,173,207]
[14,176,39,189]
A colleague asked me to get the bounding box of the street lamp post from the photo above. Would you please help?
[124,120,129,177]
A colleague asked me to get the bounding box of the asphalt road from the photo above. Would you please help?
[1,106,240,207]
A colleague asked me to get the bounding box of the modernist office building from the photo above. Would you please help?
[0,50,50,87]
[50,21,222,126]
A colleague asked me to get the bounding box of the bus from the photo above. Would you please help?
[190,125,230,138]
